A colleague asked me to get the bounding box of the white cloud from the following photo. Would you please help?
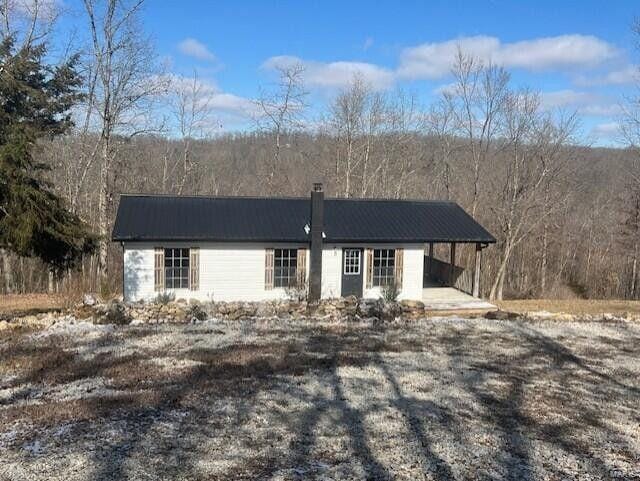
[363,37,374,51]
[540,89,621,117]
[575,64,639,86]
[433,82,458,95]
[163,74,258,128]
[541,90,596,109]
[579,103,622,116]
[398,36,499,79]
[177,38,217,62]
[263,55,395,91]
[398,34,618,80]
[591,121,620,137]
[207,92,259,116]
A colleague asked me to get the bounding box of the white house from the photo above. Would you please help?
[112,184,495,303]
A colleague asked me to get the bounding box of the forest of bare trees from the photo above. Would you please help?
[1,0,639,302]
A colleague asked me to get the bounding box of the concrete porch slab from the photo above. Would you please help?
[422,287,496,311]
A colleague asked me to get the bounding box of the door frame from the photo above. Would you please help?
[341,247,364,297]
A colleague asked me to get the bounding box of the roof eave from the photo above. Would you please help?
[113,236,496,244]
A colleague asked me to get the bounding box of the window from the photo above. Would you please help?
[274,248,298,287]
[344,249,361,275]
[372,249,395,287]
[164,248,190,289]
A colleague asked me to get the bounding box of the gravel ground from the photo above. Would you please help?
[0,317,639,480]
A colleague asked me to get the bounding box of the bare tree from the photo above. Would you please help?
[447,50,510,216]
[255,63,307,193]
[329,75,369,197]
[616,20,640,298]
[488,92,577,300]
[169,72,218,194]
[0,0,60,48]
[425,94,459,200]
[82,0,166,283]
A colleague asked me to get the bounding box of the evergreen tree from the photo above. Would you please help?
[0,37,96,269]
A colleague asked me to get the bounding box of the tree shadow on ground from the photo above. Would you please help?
[442,321,640,480]
[3,321,640,480]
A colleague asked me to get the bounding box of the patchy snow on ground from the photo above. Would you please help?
[31,320,115,340]
[0,316,639,480]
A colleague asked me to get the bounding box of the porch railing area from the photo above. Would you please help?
[424,256,474,295]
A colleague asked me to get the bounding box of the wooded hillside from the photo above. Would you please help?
[3,130,632,301]
[1,0,638,301]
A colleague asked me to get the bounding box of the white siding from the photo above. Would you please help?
[321,245,342,299]
[123,246,154,302]
[398,246,424,300]
[123,242,302,302]
[122,242,425,303]
[363,245,424,301]
[199,246,290,302]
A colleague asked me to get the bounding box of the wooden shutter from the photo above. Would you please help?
[154,248,165,292]
[296,248,307,287]
[189,248,199,290]
[265,248,274,290]
[394,248,404,289]
[366,248,373,289]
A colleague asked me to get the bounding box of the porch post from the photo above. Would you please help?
[428,242,434,278]
[473,243,481,297]
[449,242,456,287]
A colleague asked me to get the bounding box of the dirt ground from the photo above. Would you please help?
[0,317,638,480]
[497,298,640,316]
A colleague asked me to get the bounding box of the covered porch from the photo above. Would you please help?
[422,241,495,311]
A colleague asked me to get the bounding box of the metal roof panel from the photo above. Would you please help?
[112,195,495,244]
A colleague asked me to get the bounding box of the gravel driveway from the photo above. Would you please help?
[0,317,639,480]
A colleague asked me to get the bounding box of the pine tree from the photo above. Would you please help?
[0,37,96,270]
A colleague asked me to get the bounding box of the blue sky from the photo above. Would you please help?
[64,0,640,145]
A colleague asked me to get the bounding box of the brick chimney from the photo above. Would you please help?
[308,183,324,301]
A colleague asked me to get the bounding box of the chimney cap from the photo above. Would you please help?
[313,182,323,192]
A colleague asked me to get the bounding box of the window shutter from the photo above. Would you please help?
[189,248,199,290]
[265,248,274,290]
[154,248,165,292]
[395,248,404,289]
[366,248,373,289]
[296,248,307,287]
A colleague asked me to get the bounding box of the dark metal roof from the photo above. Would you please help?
[112,195,495,244]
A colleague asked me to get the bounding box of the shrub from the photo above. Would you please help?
[155,291,175,305]
[186,303,208,322]
[285,282,308,302]
[95,300,130,325]
[382,280,400,302]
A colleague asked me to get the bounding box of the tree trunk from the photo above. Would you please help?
[631,242,638,299]
[97,140,110,281]
[490,243,512,301]
[1,249,14,294]
[540,220,548,294]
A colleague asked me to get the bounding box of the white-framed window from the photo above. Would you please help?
[164,248,190,289]
[274,248,298,287]
[344,249,361,275]
[372,248,395,287]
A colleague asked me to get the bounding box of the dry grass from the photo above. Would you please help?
[0,294,65,318]
[0,319,638,480]
[498,298,640,315]
[0,393,164,426]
